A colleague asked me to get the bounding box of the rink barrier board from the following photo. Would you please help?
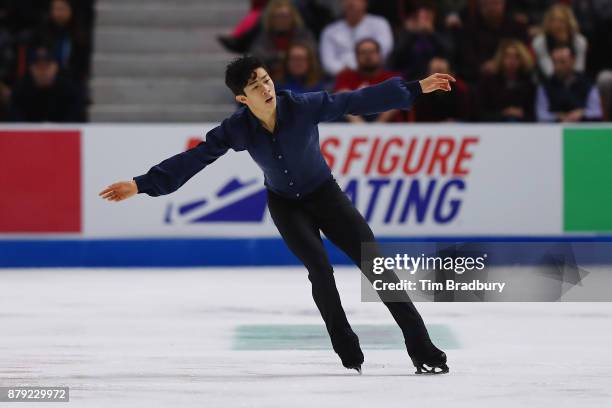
[3,236,612,267]
[1,124,612,267]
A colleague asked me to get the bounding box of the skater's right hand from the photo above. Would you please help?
[98,180,138,202]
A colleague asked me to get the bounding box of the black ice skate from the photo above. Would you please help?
[411,351,449,375]
[334,335,364,373]
[346,364,362,374]
[405,338,449,375]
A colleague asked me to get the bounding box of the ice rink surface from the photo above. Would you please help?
[1,267,611,407]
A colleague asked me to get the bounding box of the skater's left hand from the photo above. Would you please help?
[419,73,456,93]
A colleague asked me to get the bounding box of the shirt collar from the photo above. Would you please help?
[246,91,287,132]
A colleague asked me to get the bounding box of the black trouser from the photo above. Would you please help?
[266,177,441,365]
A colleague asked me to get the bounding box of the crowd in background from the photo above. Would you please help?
[0,0,94,122]
[1,0,611,123]
[220,0,612,122]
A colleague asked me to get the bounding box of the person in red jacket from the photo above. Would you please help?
[334,38,403,123]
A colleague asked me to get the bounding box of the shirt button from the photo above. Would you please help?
[296,193,300,198]
[284,169,288,174]
[289,181,294,186]
[277,154,282,159]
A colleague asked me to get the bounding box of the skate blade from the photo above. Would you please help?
[415,363,449,375]
[347,365,362,375]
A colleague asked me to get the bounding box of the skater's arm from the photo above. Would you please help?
[303,73,455,123]
[99,123,232,200]
[133,124,232,197]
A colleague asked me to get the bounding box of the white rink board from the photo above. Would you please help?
[83,124,562,238]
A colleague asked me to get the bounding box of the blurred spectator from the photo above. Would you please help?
[572,0,612,120]
[0,81,8,120]
[536,45,602,122]
[8,44,85,122]
[437,0,467,30]
[458,0,528,82]
[333,38,402,123]
[251,0,315,81]
[0,21,10,120]
[232,0,267,38]
[0,7,15,85]
[508,0,556,38]
[218,0,267,53]
[71,0,95,28]
[367,0,402,32]
[572,0,612,73]
[0,0,47,37]
[414,56,470,122]
[316,0,343,17]
[37,0,92,83]
[531,4,587,79]
[389,3,452,80]
[1,0,48,82]
[320,0,393,76]
[277,42,327,93]
[293,0,336,40]
[598,70,612,121]
[476,40,535,122]
[399,0,467,30]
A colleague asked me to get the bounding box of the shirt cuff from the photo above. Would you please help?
[404,80,423,97]
[133,175,152,194]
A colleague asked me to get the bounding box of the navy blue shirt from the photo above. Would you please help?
[134,77,422,199]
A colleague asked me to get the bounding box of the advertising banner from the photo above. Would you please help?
[83,124,563,238]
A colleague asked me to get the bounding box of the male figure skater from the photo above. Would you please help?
[99,56,454,375]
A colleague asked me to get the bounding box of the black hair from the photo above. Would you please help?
[26,40,57,66]
[225,55,266,96]
[550,43,575,58]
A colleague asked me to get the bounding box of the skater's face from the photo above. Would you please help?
[236,68,277,113]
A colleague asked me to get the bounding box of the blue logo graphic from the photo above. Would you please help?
[165,178,267,224]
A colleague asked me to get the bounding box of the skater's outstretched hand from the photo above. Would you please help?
[418,73,456,93]
[98,180,138,202]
